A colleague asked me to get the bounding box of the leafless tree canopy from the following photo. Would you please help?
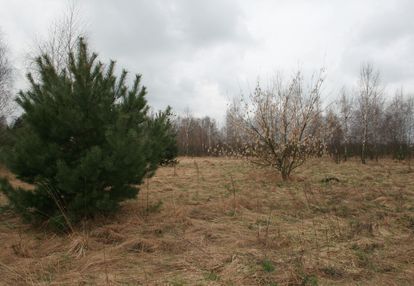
[0,33,13,123]
[355,63,383,163]
[227,71,325,180]
[338,88,353,161]
[29,1,85,73]
[168,62,414,179]
[174,110,221,157]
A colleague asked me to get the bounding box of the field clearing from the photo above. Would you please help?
[0,157,413,285]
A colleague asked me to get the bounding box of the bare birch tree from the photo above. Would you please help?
[338,87,353,161]
[0,32,13,123]
[29,1,85,73]
[383,90,414,163]
[357,63,383,164]
[182,108,194,156]
[406,95,414,169]
[324,108,343,163]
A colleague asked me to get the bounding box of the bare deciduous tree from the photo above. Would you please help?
[222,98,248,156]
[338,87,353,161]
[357,63,383,164]
[382,89,414,162]
[29,1,85,73]
[181,107,194,156]
[406,96,414,169]
[173,108,223,156]
[229,70,325,180]
[324,108,343,163]
[0,32,13,123]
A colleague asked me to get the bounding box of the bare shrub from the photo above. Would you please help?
[228,70,325,180]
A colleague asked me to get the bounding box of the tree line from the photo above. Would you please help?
[173,64,414,178]
[3,29,413,183]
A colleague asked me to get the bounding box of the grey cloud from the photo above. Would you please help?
[82,0,252,119]
[1,0,414,121]
[359,0,414,47]
[338,0,414,91]
[173,0,249,46]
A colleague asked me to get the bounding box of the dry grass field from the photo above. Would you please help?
[0,157,413,285]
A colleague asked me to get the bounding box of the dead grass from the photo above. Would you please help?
[0,157,413,285]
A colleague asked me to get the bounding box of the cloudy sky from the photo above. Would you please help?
[1,0,413,122]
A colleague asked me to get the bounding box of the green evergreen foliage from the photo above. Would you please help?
[150,107,178,166]
[0,39,176,228]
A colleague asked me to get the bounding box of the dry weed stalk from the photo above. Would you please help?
[12,228,31,258]
[41,182,74,233]
[194,160,200,183]
[225,174,238,215]
[67,232,89,258]
[143,267,150,286]
[256,211,273,248]
[302,182,312,211]
[264,211,272,248]
[104,244,109,285]
[146,178,150,216]
[311,218,320,266]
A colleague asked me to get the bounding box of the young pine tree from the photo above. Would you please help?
[0,39,175,229]
[150,107,178,167]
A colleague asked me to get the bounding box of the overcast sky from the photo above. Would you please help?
[1,0,413,122]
